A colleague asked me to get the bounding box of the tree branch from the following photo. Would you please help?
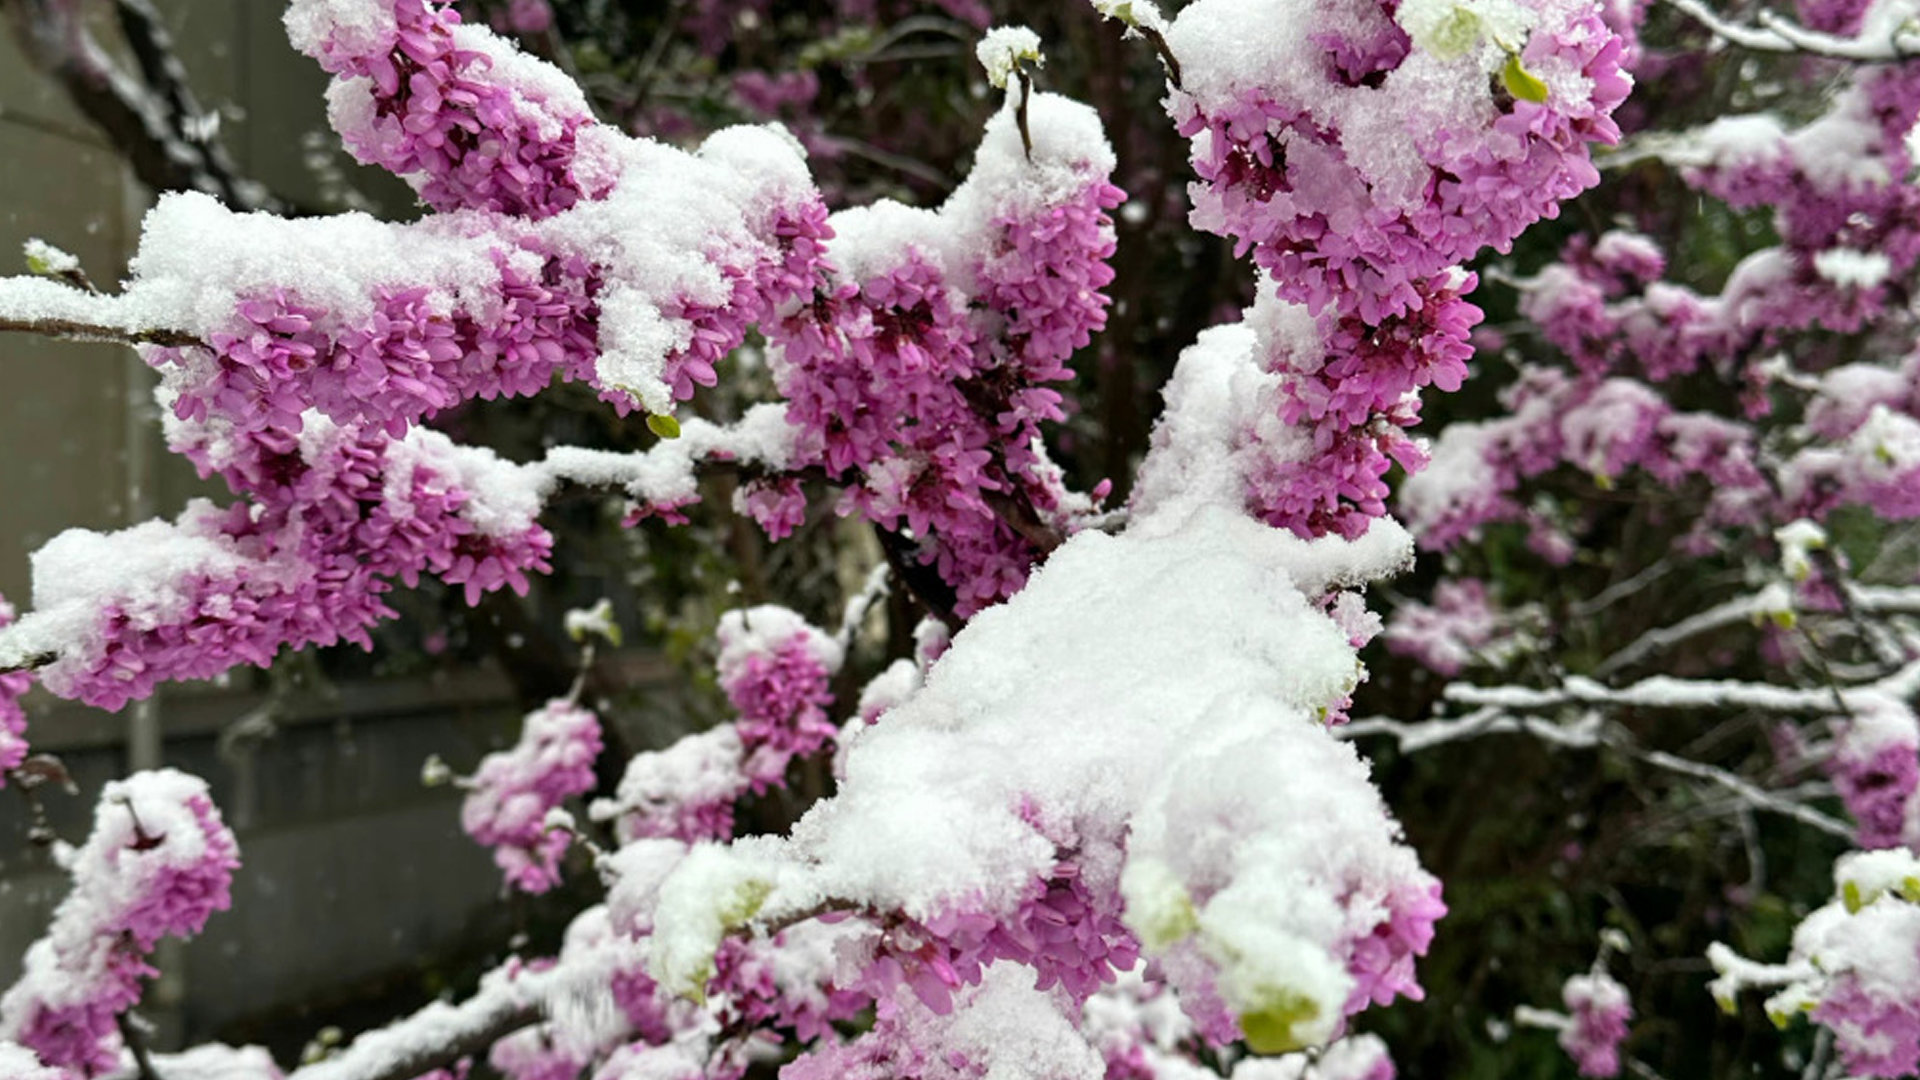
[286,977,546,1080]
[1661,0,1920,59]
[1,0,284,211]
[0,313,198,349]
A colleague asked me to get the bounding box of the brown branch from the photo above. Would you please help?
[1137,25,1184,89]
[0,314,198,349]
[117,1011,162,1080]
[1,0,291,212]
[1014,67,1034,161]
[875,526,963,634]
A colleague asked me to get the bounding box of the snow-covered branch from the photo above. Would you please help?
[1344,709,1854,836]
[286,969,548,1080]
[1441,663,1920,715]
[1661,0,1920,58]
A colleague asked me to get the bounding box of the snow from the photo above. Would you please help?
[0,116,819,416]
[1691,114,1790,171]
[289,964,551,1080]
[649,463,1425,1039]
[977,26,1045,89]
[282,0,397,57]
[1090,0,1170,33]
[603,838,691,938]
[538,404,799,509]
[0,502,253,673]
[0,1041,64,1079]
[1774,519,1826,581]
[589,726,749,844]
[1814,247,1893,288]
[22,239,79,276]
[717,606,844,678]
[112,1044,282,1080]
[935,966,1108,1080]
[1836,849,1920,908]
[1232,1034,1395,1079]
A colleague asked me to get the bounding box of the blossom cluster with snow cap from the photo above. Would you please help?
[0,594,30,781]
[0,770,239,1074]
[461,699,604,893]
[766,92,1125,614]
[1711,850,1920,1079]
[1160,0,1629,540]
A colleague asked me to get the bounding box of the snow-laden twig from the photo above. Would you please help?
[285,968,550,1080]
[1445,659,1920,715]
[1,0,280,211]
[1594,594,1765,677]
[1598,583,1920,677]
[1342,707,1604,752]
[1660,0,1920,59]
[1346,707,1853,836]
[0,313,197,349]
[1627,747,1852,837]
[836,562,892,653]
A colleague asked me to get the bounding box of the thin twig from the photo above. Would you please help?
[117,1010,162,1080]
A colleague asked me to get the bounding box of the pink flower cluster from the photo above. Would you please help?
[1345,878,1447,1017]
[715,607,843,789]
[1382,579,1513,677]
[1247,272,1479,539]
[461,699,604,893]
[1404,339,1920,557]
[38,421,552,712]
[151,250,600,448]
[851,860,1140,1018]
[592,607,839,844]
[594,726,750,845]
[487,910,686,1080]
[711,931,867,1042]
[1815,969,1920,1080]
[0,770,239,1075]
[769,104,1122,613]
[1826,697,1920,850]
[0,595,30,781]
[1164,0,1628,540]
[296,0,607,218]
[289,0,837,417]
[1559,971,1633,1078]
[1172,19,1626,323]
[1403,365,1779,553]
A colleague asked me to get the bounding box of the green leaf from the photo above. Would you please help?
[1424,6,1484,59]
[719,878,773,928]
[1501,54,1550,103]
[1239,990,1321,1055]
[648,414,682,439]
